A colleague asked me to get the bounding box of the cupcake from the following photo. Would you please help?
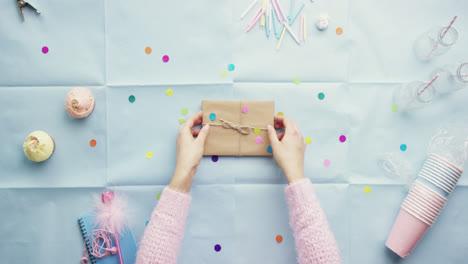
[65,87,95,118]
[23,131,55,162]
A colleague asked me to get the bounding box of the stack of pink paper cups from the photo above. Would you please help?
[386,153,463,258]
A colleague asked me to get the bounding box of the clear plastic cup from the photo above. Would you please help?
[393,81,436,111]
[414,26,458,61]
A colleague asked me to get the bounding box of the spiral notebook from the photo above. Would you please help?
[78,212,138,264]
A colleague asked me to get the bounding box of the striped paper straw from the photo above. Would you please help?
[403,75,439,110]
[427,15,458,58]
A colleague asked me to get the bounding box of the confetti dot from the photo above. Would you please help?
[145,47,152,54]
[276,162,281,168]
[162,55,169,63]
[336,27,343,35]
[318,93,325,100]
[209,113,216,121]
[339,135,346,143]
[42,46,49,54]
[212,155,219,162]
[214,244,221,252]
[294,78,301,85]
[146,151,153,159]
[305,137,312,144]
[364,186,371,194]
[255,136,263,144]
[276,235,283,243]
[392,104,398,112]
[267,145,273,153]
[145,220,149,226]
[324,159,331,167]
[254,127,261,134]
[156,193,161,199]
[128,95,135,103]
[181,107,188,115]
[90,139,97,147]
[242,106,249,114]
[221,70,228,78]
[166,89,173,96]
[228,64,235,71]
[179,117,186,124]
[277,112,284,116]
[400,144,407,151]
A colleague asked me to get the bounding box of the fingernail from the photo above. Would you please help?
[204,124,210,130]
[267,125,272,130]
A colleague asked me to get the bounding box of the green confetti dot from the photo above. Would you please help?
[129,95,135,103]
[391,104,398,112]
[294,78,301,85]
[181,107,188,115]
[276,162,281,168]
[156,193,161,199]
[221,70,228,78]
[254,127,261,134]
[318,93,325,100]
[179,117,186,124]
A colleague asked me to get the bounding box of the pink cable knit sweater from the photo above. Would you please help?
[135,178,341,264]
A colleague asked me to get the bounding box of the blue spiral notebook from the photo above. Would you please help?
[78,212,138,264]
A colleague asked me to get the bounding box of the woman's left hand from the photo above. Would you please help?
[169,111,210,193]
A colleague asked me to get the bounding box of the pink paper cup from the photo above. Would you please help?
[386,208,430,258]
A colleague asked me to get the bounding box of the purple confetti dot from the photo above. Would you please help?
[214,244,221,252]
[211,155,219,162]
[339,135,346,143]
[42,46,49,54]
[162,55,169,63]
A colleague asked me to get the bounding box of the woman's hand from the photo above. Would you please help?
[169,111,210,193]
[267,116,306,184]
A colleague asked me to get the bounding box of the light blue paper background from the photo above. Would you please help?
[1,0,468,263]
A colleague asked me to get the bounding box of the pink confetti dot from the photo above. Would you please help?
[162,55,169,63]
[242,106,249,114]
[255,136,263,144]
[324,159,331,167]
[339,135,346,142]
[42,46,49,54]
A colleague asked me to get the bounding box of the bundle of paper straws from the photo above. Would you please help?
[241,0,307,50]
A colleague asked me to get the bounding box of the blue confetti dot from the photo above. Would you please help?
[267,145,273,153]
[145,220,149,226]
[400,144,407,151]
[209,113,216,121]
[228,64,235,71]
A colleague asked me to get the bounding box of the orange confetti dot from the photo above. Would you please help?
[145,47,152,54]
[276,235,283,243]
[277,112,284,116]
[90,139,97,147]
[336,27,343,35]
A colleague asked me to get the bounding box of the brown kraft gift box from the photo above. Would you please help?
[202,100,275,156]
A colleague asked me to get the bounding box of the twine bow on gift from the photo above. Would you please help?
[207,119,267,135]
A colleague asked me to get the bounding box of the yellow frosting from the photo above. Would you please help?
[23,131,55,162]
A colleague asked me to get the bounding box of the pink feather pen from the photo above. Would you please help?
[94,191,127,264]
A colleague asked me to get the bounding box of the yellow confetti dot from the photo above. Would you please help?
[391,104,398,112]
[166,89,173,96]
[364,186,371,194]
[146,151,153,159]
[179,117,186,124]
[277,112,284,116]
[336,27,343,35]
[305,137,312,144]
[254,127,261,134]
[221,70,228,78]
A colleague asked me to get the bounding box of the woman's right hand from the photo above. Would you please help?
[267,116,306,184]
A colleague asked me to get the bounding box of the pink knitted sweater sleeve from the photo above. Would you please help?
[135,187,191,264]
[285,178,341,264]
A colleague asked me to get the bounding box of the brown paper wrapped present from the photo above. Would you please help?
[202,100,275,156]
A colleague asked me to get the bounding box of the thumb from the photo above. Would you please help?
[267,125,279,147]
[195,124,210,145]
